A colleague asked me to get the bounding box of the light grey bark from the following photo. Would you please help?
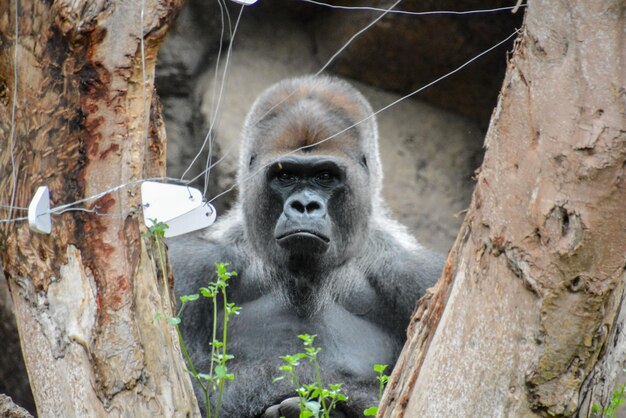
[379,1,626,417]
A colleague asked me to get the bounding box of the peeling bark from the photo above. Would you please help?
[379,1,626,417]
[0,1,198,416]
[0,394,33,418]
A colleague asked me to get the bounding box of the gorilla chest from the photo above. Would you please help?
[226,294,398,379]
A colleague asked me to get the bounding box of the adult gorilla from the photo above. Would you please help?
[169,76,444,417]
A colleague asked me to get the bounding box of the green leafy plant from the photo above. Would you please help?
[363,364,389,416]
[156,261,239,418]
[143,219,172,304]
[592,375,626,418]
[274,334,347,418]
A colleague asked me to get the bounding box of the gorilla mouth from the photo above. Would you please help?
[275,230,330,254]
[276,230,330,244]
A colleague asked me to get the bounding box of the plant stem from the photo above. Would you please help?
[154,236,171,308]
[208,292,218,382]
[313,356,328,417]
[174,323,210,416]
[215,287,230,417]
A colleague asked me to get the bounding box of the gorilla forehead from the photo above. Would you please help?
[255,114,362,162]
[239,75,383,197]
[251,92,364,160]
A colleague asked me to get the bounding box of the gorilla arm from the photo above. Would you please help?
[365,216,445,328]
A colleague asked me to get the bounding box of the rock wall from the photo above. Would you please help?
[157,0,521,252]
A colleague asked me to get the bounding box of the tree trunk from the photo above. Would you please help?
[0,1,199,416]
[379,0,626,417]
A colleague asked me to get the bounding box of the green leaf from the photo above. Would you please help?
[215,365,228,378]
[167,317,181,326]
[199,287,214,298]
[373,364,388,373]
[272,376,286,383]
[197,373,212,381]
[146,219,169,238]
[298,334,316,345]
[280,354,305,366]
[226,303,241,315]
[180,293,200,303]
[363,406,378,416]
[304,401,321,415]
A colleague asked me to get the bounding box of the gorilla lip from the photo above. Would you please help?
[275,230,330,244]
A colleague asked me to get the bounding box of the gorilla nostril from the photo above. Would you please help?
[291,201,305,213]
[306,201,321,213]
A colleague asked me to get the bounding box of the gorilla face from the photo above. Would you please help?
[243,150,371,272]
[269,156,344,255]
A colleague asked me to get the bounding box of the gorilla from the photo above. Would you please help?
[169,75,444,417]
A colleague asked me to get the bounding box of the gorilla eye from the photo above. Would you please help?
[316,171,334,185]
[277,171,296,184]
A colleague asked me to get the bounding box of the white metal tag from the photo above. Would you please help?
[28,186,52,234]
[164,202,217,238]
[141,181,217,236]
[230,0,258,4]
[141,181,204,224]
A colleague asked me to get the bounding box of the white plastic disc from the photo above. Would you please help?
[230,0,258,4]
[28,186,52,234]
[164,202,217,238]
[141,181,203,225]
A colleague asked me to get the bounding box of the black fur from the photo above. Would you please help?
[169,76,444,417]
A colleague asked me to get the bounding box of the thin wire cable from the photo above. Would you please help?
[207,29,520,205]
[0,216,27,224]
[0,176,190,224]
[251,0,401,129]
[202,2,243,197]
[7,0,19,220]
[188,0,402,188]
[317,0,401,74]
[180,0,227,182]
[188,150,230,184]
[180,3,244,189]
[297,0,526,16]
[198,0,228,191]
[0,204,26,211]
[47,176,185,214]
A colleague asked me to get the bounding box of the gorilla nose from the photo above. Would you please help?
[284,191,326,219]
